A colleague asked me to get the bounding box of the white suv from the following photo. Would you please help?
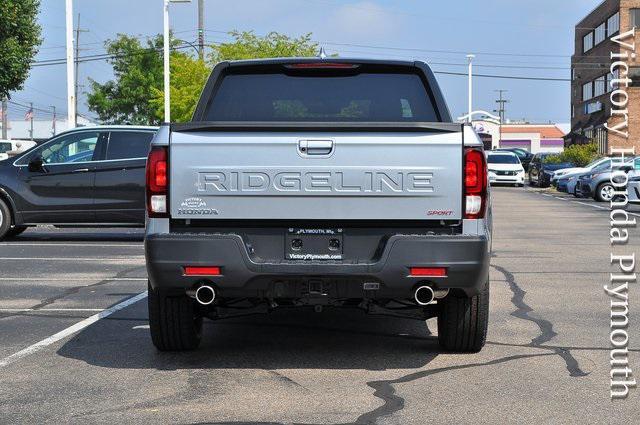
[486,151,525,186]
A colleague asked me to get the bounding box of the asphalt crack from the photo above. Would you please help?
[491,264,587,377]
[0,266,146,320]
[353,352,554,425]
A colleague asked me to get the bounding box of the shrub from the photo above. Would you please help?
[544,143,599,167]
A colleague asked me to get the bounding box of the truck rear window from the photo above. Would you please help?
[204,71,439,122]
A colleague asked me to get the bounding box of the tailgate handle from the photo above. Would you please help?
[299,140,333,156]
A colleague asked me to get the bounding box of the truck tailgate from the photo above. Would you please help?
[169,130,462,221]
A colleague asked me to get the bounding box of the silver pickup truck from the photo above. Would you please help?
[144,58,492,353]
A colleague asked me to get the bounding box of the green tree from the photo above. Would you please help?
[546,143,599,167]
[210,31,318,62]
[90,31,319,124]
[149,55,209,123]
[87,34,183,124]
[0,0,42,99]
[150,31,319,122]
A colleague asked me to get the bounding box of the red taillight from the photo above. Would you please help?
[409,267,447,277]
[464,148,487,219]
[286,62,359,69]
[146,146,168,217]
[184,266,222,276]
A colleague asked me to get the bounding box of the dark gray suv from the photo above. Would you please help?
[0,125,157,240]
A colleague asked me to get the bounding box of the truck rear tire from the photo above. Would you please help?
[148,281,202,351]
[437,281,489,353]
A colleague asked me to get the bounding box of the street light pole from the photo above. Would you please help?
[65,0,76,128]
[163,0,171,123]
[198,0,204,60]
[466,54,475,124]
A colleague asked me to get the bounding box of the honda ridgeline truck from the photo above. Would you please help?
[145,58,492,353]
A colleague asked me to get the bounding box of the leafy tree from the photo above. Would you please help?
[87,34,184,124]
[150,31,319,122]
[149,55,209,123]
[0,0,42,99]
[210,31,318,62]
[90,31,319,123]
[546,143,599,167]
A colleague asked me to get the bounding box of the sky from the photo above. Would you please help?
[8,0,604,125]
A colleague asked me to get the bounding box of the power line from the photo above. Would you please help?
[433,71,569,82]
[31,44,194,67]
[203,29,613,59]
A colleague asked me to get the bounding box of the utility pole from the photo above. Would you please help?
[1,98,7,139]
[163,0,171,123]
[494,90,509,148]
[466,54,475,123]
[51,106,57,135]
[65,0,76,129]
[74,14,88,124]
[198,0,204,60]
[29,102,34,140]
[163,0,191,123]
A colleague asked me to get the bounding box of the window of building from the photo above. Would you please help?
[595,22,606,45]
[607,69,619,92]
[630,9,640,28]
[583,32,594,52]
[594,75,606,97]
[608,12,620,36]
[629,67,640,87]
[582,81,593,101]
[584,101,603,114]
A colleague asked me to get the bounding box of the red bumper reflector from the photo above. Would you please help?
[409,267,447,277]
[184,266,222,276]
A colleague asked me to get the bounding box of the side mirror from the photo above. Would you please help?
[28,155,45,173]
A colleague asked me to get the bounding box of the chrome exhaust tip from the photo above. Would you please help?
[414,285,435,306]
[195,285,216,305]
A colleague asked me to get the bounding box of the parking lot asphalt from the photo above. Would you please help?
[0,187,638,424]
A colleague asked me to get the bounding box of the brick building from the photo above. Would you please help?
[568,0,640,154]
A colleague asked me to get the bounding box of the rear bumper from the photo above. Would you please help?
[489,175,524,184]
[145,233,490,298]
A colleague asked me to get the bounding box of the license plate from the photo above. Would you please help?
[286,228,343,260]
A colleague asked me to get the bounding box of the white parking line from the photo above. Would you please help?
[0,277,147,281]
[0,308,105,312]
[0,257,145,261]
[574,201,609,210]
[0,291,148,368]
[0,243,143,248]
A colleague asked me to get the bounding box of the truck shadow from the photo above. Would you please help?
[57,301,439,371]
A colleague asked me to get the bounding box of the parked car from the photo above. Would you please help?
[145,58,492,353]
[486,151,525,186]
[0,140,11,161]
[495,147,533,171]
[528,153,573,187]
[579,157,636,202]
[0,139,38,161]
[627,174,640,203]
[555,157,612,194]
[552,157,609,185]
[0,125,157,240]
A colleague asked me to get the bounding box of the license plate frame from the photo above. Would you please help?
[286,228,343,260]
